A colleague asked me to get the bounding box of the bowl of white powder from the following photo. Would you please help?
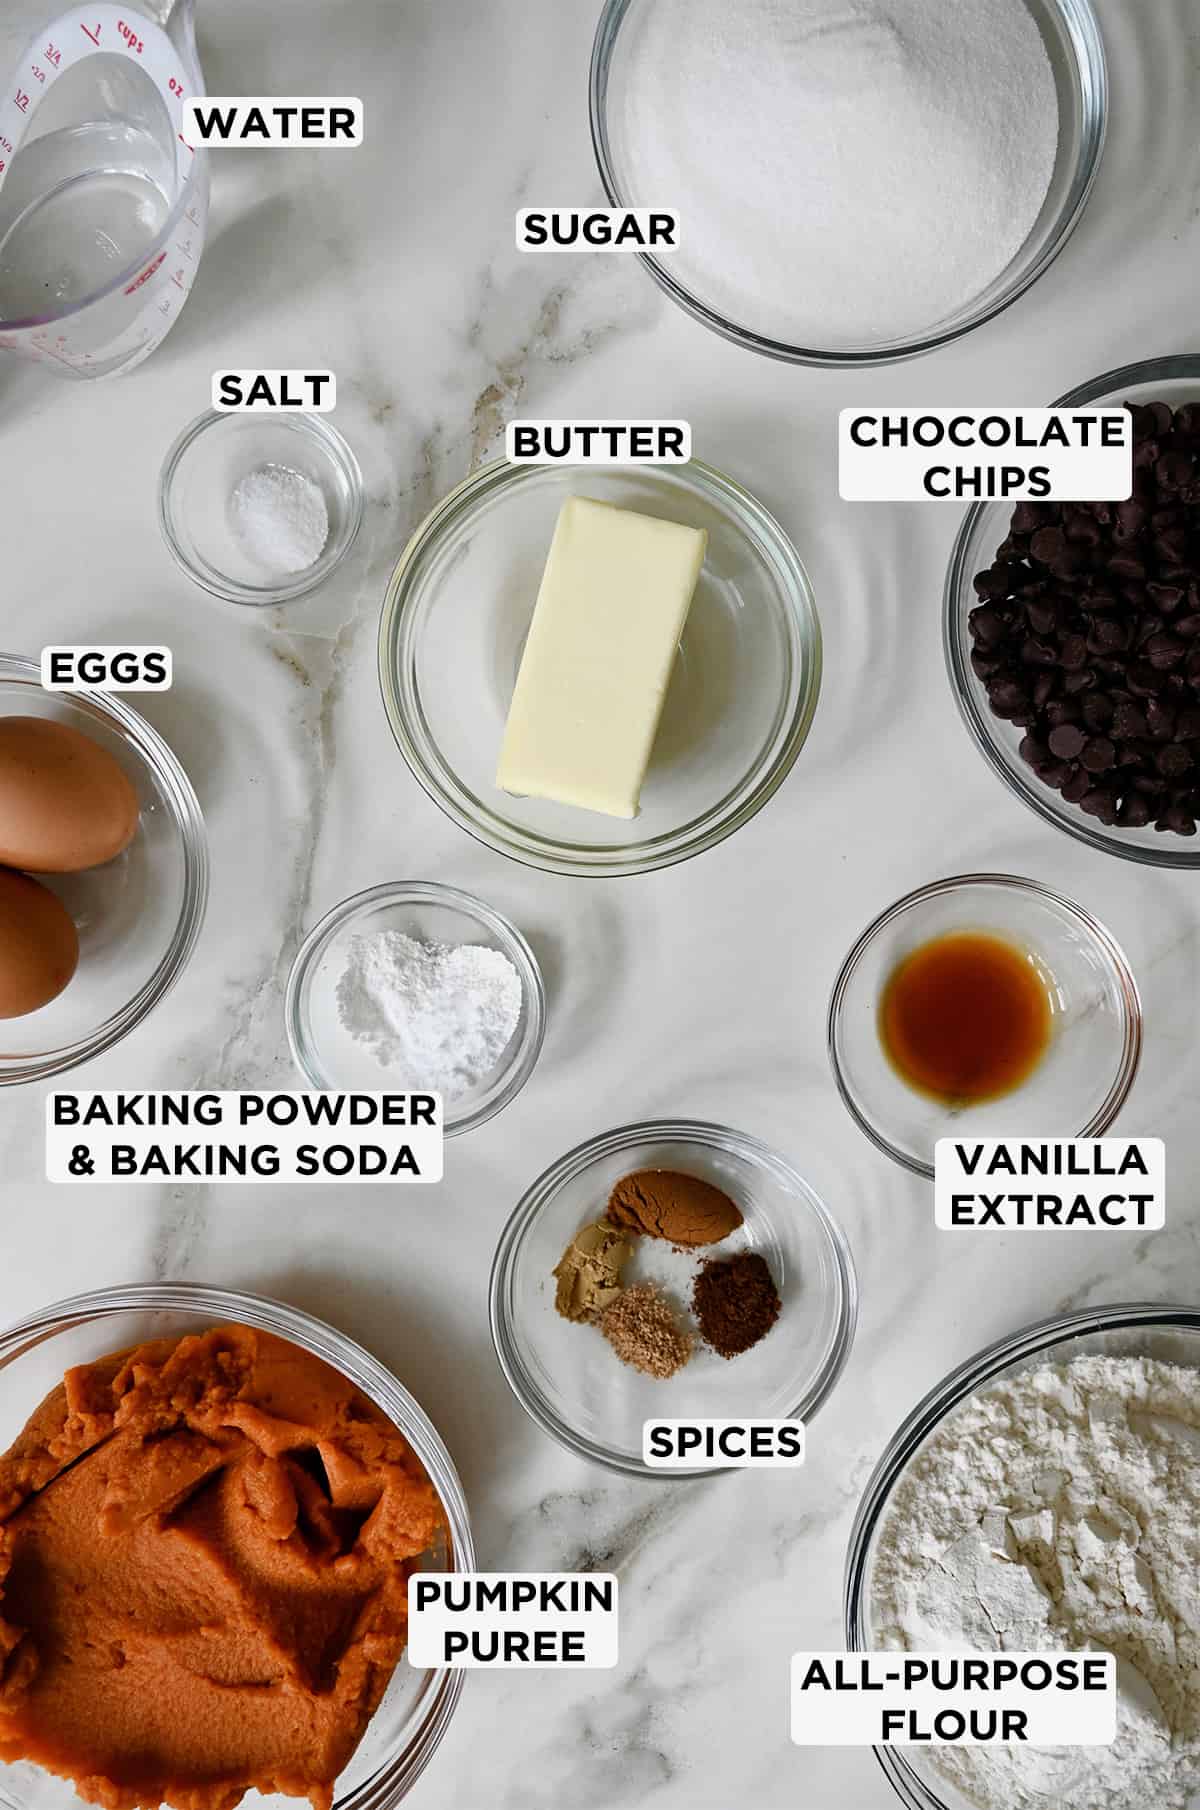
[591,0,1107,364]
[846,1305,1200,1810]
[285,881,546,1135]
[159,410,364,605]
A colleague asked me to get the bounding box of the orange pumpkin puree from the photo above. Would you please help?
[0,1325,443,1810]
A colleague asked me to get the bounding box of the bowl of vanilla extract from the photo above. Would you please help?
[826,872,1142,1177]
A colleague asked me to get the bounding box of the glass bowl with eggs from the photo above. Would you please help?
[0,653,207,1083]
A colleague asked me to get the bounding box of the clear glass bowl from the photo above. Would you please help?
[159,410,364,605]
[590,0,1107,366]
[0,1281,474,1810]
[489,1119,858,1477]
[946,354,1200,865]
[845,1304,1200,1810]
[0,653,207,1084]
[285,881,546,1136]
[378,459,821,878]
[827,874,1142,1178]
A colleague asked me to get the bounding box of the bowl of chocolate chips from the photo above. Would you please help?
[946,355,1200,865]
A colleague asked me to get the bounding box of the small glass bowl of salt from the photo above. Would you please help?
[158,410,364,605]
[285,880,547,1136]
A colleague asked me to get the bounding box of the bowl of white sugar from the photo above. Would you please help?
[285,880,546,1135]
[846,1304,1200,1810]
[591,0,1107,364]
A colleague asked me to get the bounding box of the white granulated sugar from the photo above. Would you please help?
[619,0,1059,345]
[871,1354,1200,1810]
[335,931,522,1100]
[231,462,329,575]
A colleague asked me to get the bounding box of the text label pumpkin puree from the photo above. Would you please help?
[0,1325,444,1810]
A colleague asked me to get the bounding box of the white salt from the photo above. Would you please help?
[231,463,329,575]
[619,0,1060,347]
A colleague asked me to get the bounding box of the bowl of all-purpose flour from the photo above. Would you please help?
[846,1306,1200,1810]
[591,0,1107,362]
[285,881,546,1135]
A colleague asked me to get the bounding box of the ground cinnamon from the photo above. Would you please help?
[606,1168,743,1247]
[691,1251,781,1358]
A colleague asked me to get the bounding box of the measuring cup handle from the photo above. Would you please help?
[146,0,203,89]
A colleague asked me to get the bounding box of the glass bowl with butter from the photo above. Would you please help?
[378,460,821,877]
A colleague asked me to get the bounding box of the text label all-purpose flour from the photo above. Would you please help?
[618,0,1059,347]
[870,1355,1200,1810]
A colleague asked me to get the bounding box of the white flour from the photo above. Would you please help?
[871,1354,1200,1810]
[619,0,1059,345]
[335,931,522,1099]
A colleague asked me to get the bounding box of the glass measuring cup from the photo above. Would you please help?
[0,0,208,378]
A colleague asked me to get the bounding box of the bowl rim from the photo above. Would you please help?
[826,871,1143,1178]
[944,352,1200,867]
[0,1279,475,1810]
[157,409,366,607]
[284,879,547,1136]
[377,455,822,878]
[0,653,208,1085]
[588,0,1108,368]
[843,1300,1200,1810]
[488,1116,859,1479]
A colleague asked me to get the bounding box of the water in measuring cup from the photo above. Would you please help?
[0,118,171,322]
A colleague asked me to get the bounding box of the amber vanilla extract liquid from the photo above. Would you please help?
[879,931,1053,1107]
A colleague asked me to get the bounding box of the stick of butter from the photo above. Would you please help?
[496,496,707,819]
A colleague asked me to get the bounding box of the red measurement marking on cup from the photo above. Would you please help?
[45,44,62,67]
[123,249,166,296]
[80,21,101,44]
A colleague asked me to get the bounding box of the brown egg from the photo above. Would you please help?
[0,867,79,1017]
[0,716,140,873]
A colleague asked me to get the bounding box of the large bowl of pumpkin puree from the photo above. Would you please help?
[0,1285,473,1810]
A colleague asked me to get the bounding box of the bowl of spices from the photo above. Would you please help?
[285,881,545,1136]
[591,0,1106,365]
[827,873,1142,1178]
[159,410,364,605]
[489,1119,857,1477]
[947,356,1200,864]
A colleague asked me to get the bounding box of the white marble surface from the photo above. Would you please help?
[2,0,1200,1805]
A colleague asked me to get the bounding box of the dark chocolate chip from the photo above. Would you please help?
[1111,700,1149,740]
[1117,793,1153,828]
[1145,698,1177,741]
[1156,743,1194,778]
[1081,737,1117,773]
[1048,723,1086,759]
